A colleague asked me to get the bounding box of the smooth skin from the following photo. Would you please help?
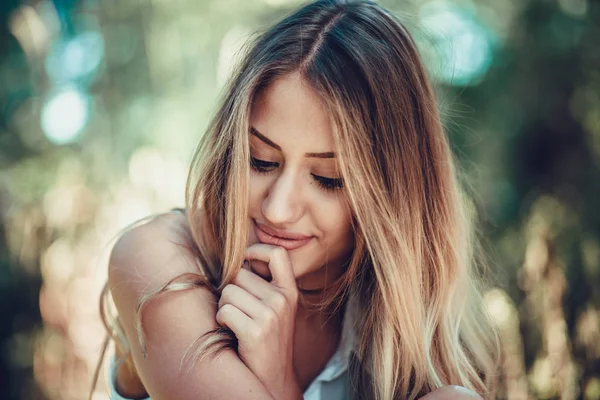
[109,72,484,399]
[110,216,483,399]
[217,245,303,399]
[214,72,356,395]
[245,72,355,293]
[110,214,280,399]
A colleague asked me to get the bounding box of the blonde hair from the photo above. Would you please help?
[96,1,501,398]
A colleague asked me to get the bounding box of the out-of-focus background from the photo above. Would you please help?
[0,0,598,398]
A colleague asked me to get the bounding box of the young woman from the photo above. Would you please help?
[97,0,500,399]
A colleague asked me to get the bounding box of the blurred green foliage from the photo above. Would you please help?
[0,0,598,399]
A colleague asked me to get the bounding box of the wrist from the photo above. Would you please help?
[267,370,302,400]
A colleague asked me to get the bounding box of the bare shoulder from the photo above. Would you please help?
[419,386,484,400]
[107,211,273,399]
[108,210,204,295]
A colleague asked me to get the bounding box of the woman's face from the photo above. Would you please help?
[247,72,354,289]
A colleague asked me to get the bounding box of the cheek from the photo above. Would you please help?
[248,174,269,208]
[316,196,353,244]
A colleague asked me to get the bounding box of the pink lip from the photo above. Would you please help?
[253,220,313,251]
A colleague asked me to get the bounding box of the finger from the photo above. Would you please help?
[243,259,272,284]
[247,259,272,281]
[233,268,275,301]
[245,244,296,291]
[215,303,256,337]
[219,284,272,321]
[234,269,295,317]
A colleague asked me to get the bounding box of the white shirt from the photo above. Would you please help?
[108,296,357,400]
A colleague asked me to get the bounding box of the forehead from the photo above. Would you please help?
[250,72,334,152]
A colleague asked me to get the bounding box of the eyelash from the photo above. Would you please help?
[250,156,344,192]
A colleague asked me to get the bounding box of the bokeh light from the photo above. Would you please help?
[419,1,494,86]
[45,31,105,84]
[0,0,598,399]
[41,88,91,145]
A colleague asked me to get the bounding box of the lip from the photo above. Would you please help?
[253,220,313,251]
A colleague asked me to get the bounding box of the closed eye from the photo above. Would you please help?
[250,156,278,173]
[250,156,344,192]
[311,174,344,192]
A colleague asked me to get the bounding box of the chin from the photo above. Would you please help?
[288,255,316,278]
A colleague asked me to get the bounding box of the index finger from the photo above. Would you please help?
[244,244,297,291]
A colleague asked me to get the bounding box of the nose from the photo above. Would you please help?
[262,169,304,226]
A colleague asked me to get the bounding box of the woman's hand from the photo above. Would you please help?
[216,243,302,400]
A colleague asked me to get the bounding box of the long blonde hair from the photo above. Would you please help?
[97,1,500,398]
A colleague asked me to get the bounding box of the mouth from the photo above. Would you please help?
[253,220,313,251]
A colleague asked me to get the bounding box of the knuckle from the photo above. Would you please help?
[248,326,262,343]
[215,306,227,324]
[270,292,287,312]
[261,307,277,325]
[218,289,230,308]
[232,272,243,285]
[221,284,234,299]
[244,248,254,260]
[219,303,234,316]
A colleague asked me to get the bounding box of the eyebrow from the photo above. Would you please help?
[249,127,336,159]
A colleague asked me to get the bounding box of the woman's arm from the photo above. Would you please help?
[108,212,277,400]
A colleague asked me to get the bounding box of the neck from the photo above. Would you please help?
[295,292,347,334]
[292,295,348,392]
